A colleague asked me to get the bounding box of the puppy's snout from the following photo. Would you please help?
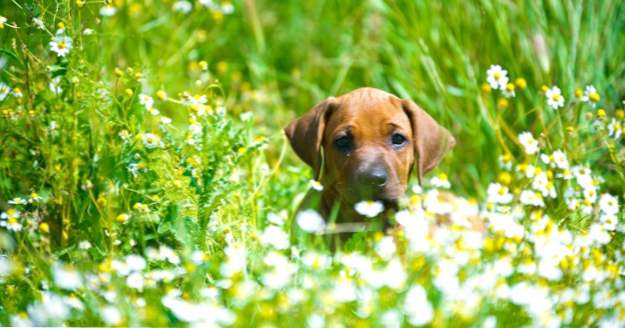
[358,165,388,188]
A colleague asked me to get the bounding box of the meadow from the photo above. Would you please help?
[1,0,625,326]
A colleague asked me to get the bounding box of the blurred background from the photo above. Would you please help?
[1,1,625,325]
[71,0,625,194]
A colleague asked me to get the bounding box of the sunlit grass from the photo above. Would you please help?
[1,0,625,326]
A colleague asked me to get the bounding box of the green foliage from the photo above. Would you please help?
[0,0,624,327]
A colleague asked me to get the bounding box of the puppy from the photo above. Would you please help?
[285,87,455,230]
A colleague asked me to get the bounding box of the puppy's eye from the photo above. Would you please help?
[334,136,353,152]
[391,133,407,147]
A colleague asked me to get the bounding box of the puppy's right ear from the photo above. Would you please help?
[284,97,338,178]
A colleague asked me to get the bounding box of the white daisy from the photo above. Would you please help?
[49,77,63,95]
[487,182,513,204]
[49,35,73,57]
[139,94,154,109]
[160,116,172,125]
[404,284,434,326]
[53,263,83,290]
[552,150,569,169]
[545,86,565,109]
[532,172,556,198]
[375,236,396,260]
[429,173,451,189]
[599,193,619,216]
[354,200,384,218]
[607,119,622,140]
[221,2,235,14]
[260,225,290,250]
[142,133,163,149]
[309,180,323,191]
[486,65,509,90]
[101,306,122,325]
[0,82,10,101]
[32,17,45,30]
[502,82,516,98]
[302,252,331,270]
[173,1,193,13]
[518,131,539,155]
[581,85,600,104]
[520,190,545,207]
[296,209,326,233]
[100,5,117,17]
[78,240,92,250]
[0,208,22,231]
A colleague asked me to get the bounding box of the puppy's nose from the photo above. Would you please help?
[359,166,388,187]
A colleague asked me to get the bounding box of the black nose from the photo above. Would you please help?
[359,166,388,187]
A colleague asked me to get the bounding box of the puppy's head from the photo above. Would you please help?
[285,87,455,209]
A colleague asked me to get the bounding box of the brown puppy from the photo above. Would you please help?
[285,87,455,226]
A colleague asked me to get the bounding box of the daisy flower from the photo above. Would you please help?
[49,77,63,95]
[173,1,193,13]
[518,132,539,155]
[502,82,516,98]
[142,133,163,149]
[541,150,569,170]
[0,208,22,231]
[599,193,618,216]
[32,17,45,30]
[581,85,600,104]
[0,83,10,101]
[309,180,323,191]
[160,116,172,125]
[430,173,451,189]
[486,65,509,90]
[139,94,154,109]
[260,225,290,250]
[607,119,622,140]
[296,209,326,233]
[12,87,22,98]
[545,86,564,109]
[100,5,117,17]
[404,284,434,326]
[551,150,569,170]
[49,35,73,57]
[487,183,513,204]
[53,263,83,290]
[520,190,545,207]
[354,200,384,218]
[302,252,331,270]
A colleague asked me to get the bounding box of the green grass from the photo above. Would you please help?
[0,0,624,326]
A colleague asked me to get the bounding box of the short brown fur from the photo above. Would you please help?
[285,87,455,224]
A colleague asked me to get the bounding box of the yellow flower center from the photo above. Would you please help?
[493,72,502,80]
[551,93,561,102]
[588,91,600,102]
[58,41,66,50]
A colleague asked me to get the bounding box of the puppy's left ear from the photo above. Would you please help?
[284,97,338,179]
[401,99,456,184]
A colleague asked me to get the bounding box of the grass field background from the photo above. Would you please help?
[1,0,625,326]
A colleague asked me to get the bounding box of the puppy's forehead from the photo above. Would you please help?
[326,88,410,133]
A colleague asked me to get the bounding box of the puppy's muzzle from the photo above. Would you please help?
[350,162,400,203]
[358,165,388,188]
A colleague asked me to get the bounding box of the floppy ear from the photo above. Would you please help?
[284,97,338,179]
[401,99,456,184]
